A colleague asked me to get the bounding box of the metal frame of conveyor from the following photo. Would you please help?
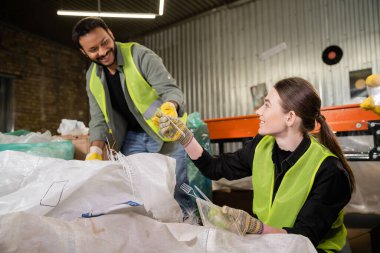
[204,104,380,161]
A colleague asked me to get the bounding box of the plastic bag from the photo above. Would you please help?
[57,119,89,136]
[196,198,243,236]
[3,129,31,136]
[346,161,380,214]
[0,140,74,160]
[0,130,52,144]
[186,112,212,201]
[0,130,74,160]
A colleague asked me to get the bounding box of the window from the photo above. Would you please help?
[250,83,267,111]
[0,75,14,133]
[349,68,371,99]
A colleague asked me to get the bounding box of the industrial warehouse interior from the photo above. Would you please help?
[0,0,379,252]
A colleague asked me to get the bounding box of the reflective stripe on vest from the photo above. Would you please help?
[252,135,346,252]
[89,42,186,141]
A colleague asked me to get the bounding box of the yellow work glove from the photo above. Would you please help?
[221,206,264,234]
[156,112,193,147]
[85,146,103,160]
[360,96,380,115]
[361,74,380,115]
[373,106,380,115]
[152,102,178,126]
[360,96,375,110]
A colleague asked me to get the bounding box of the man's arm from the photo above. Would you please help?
[86,91,107,160]
[85,66,109,160]
[90,140,105,149]
[85,66,109,144]
[133,44,185,116]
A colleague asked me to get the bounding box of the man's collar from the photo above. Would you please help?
[114,42,124,67]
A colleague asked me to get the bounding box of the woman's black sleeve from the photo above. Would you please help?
[191,136,263,180]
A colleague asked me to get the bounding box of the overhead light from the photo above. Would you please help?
[159,0,165,15]
[57,10,156,19]
[57,0,164,19]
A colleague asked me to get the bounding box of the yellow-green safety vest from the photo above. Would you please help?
[89,42,186,142]
[252,135,347,253]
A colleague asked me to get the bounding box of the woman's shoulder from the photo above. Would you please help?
[315,156,352,194]
[242,135,265,151]
[319,156,347,175]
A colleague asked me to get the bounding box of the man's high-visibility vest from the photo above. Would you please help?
[89,42,186,141]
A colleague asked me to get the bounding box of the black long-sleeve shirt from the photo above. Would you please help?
[192,134,352,249]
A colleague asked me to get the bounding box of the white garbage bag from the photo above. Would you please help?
[0,150,182,222]
[0,212,316,253]
[0,151,317,253]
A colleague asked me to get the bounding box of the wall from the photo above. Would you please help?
[139,0,380,119]
[0,22,89,134]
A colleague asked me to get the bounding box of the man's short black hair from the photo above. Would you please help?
[72,17,109,49]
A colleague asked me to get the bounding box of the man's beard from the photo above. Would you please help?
[92,41,117,67]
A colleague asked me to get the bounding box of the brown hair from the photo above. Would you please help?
[274,77,355,192]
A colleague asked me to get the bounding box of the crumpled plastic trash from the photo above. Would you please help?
[0,130,52,144]
[196,198,243,236]
[186,112,212,200]
[57,119,89,136]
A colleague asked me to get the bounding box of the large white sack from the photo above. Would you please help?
[0,212,316,253]
[0,151,317,253]
[0,150,182,222]
[208,228,317,253]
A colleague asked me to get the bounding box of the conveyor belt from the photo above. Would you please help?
[204,104,380,160]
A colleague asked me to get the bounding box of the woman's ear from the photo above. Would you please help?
[285,111,297,127]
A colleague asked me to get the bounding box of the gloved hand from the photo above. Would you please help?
[221,205,264,234]
[360,74,380,115]
[156,112,193,147]
[152,102,178,126]
[85,146,103,160]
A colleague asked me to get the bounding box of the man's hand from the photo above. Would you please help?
[85,146,103,160]
[152,102,178,126]
[160,101,178,117]
[222,206,263,234]
[156,112,193,147]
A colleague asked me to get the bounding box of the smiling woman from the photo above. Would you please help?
[156,77,355,253]
[255,87,300,145]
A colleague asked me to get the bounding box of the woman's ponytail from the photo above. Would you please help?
[316,114,355,192]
